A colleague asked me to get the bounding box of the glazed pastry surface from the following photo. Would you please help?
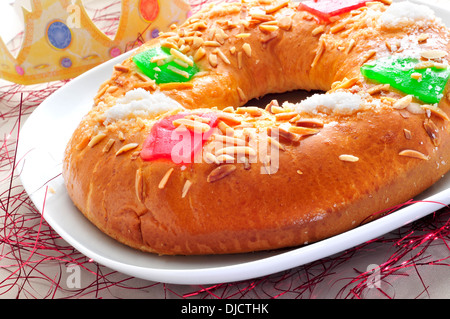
[63,0,450,255]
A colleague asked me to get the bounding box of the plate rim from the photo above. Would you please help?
[16,0,450,285]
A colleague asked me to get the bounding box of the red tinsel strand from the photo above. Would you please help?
[334,207,450,299]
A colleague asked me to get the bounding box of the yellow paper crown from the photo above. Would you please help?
[0,0,190,85]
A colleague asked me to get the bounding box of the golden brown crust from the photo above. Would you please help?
[62,0,450,255]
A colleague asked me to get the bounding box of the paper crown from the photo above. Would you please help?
[0,0,190,85]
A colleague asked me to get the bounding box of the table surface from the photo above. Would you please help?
[1,0,450,299]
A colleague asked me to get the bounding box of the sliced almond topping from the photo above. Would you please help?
[216,154,236,163]
[260,32,278,43]
[330,22,346,34]
[406,102,425,115]
[191,36,204,49]
[259,24,279,33]
[403,128,412,140]
[212,134,246,146]
[217,112,242,126]
[158,167,174,189]
[134,71,153,83]
[277,15,292,31]
[204,40,221,47]
[421,104,450,121]
[398,149,429,160]
[393,95,413,110]
[411,72,422,81]
[172,118,211,132]
[130,151,140,160]
[88,132,107,147]
[288,126,320,136]
[215,146,257,157]
[204,151,219,164]
[275,112,299,121]
[434,62,448,69]
[294,118,324,128]
[267,136,286,151]
[222,107,235,113]
[187,18,200,24]
[346,39,356,54]
[161,40,178,50]
[102,139,115,153]
[217,120,234,135]
[414,61,435,69]
[265,0,289,14]
[268,105,285,114]
[215,28,229,45]
[237,51,243,69]
[151,55,168,63]
[214,48,231,64]
[236,33,251,39]
[134,81,157,90]
[191,20,208,31]
[207,164,237,183]
[114,64,129,73]
[250,14,275,22]
[331,77,359,91]
[288,114,301,124]
[268,127,301,143]
[181,180,193,198]
[311,38,325,68]
[265,99,279,113]
[312,25,325,36]
[76,135,91,151]
[208,53,218,68]
[421,50,448,60]
[173,58,189,68]
[158,31,176,38]
[94,84,109,102]
[417,33,429,43]
[236,106,262,117]
[423,118,440,146]
[193,47,206,62]
[135,168,144,203]
[361,50,376,64]
[183,114,211,123]
[170,48,194,66]
[242,43,252,57]
[115,143,139,156]
[339,154,359,162]
[385,40,393,52]
[167,65,190,78]
[366,84,390,95]
[237,87,247,102]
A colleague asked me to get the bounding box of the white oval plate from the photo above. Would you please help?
[17,1,450,285]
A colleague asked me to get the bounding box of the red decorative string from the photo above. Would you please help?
[1,0,450,299]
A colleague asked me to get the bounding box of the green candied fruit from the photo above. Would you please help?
[132,46,199,84]
[360,56,450,104]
